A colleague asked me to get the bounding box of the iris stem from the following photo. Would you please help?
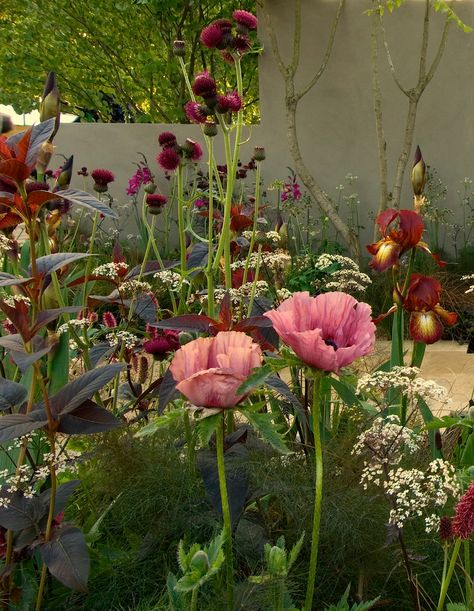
[216,413,234,609]
[437,538,461,611]
[305,374,323,611]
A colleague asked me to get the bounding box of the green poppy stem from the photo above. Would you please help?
[216,413,234,610]
[437,538,461,611]
[305,374,323,610]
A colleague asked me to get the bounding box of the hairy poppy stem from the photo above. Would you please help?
[216,413,234,609]
[305,374,323,610]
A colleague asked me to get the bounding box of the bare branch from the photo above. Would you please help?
[424,17,451,87]
[261,0,289,77]
[418,0,431,81]
[296,0,345,101]
[380,16,409,96]
[289,0,302,77]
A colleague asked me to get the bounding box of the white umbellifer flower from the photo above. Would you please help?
[230,249,291,273]
[106,330,139,349]
[119,279,152,297]
[154,270,189,291]
[314,253,359,271]
[324,269,372,293]
[277,288,293,301]
[0,234,12,254]
[2,294,31,307]
[57,318,89,335]
[92,262,129,279]
[356,367,450,406]
[265,231,281,244]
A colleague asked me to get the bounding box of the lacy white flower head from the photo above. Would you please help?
[118,279,152,297]
[385,459,460,530]
[93,262,129,279]
[106,330,139,349]
[231,250,291,273]
[314,253,360,272]
[154,270,190,291]
[0,234,12,255]
[353,415,421,467]
[356,367,450,407]
[313,254,371,294]
[277,288,293,301]
[2,294,31,307]
[57,318,89,335]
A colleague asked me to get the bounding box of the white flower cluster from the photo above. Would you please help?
[119,279,152,297]
[386,459,459,530]
[57,318,90,335]
[2,294,31,307]
[0,234,12,254]
[230,250,291,273]
[353,415,421,469]
[462,274,474,294]
[277,288,293,301]
[154,270,190,291]
[212,281,270,308]
[106,330,139,349]
[324,269,372,293]
[93,262,129,278]
[265,231,282,244]
[357,367,450,406]
[314,253,360,271]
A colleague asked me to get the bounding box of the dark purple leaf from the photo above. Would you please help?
[249,297,279,348]
[0,378,28,411]
[0,490,46,530]
[152,314,216,333]
[40,480,80,517]
[0,335,51,372]
[234,316,274,332]
[89,342,116,368]
[31,306,82,336]
[40,525,89,592]
[57,401,121,435]
[0,412,47,442]
[0,273,31,288]
[158,368,179,415]
[265,375,306,423]
[217,292,232,329]
[186,242,209,276]
[134,293,158,324]
[48,364,125,416]
[125,261,163,279]
[31,252,91,276]
[54,188,118,219]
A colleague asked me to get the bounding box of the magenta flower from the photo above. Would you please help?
[146,193,168,214]
[144,330,180,359]
[158,131,177,149]
[200,23,225,49]
[184,101,209,124]
[192,71,217,102]
[264,292,376,373]
[453,482,474,540]
[102,311,117,329]
[157,147,181,172]
[190,141,202,162]
[170,331,263,408]
[232,34,252,54]
[232,9,258,30]
[194,198,207,209]
[91,169,115,186]
[127,165,153,196]
[217,91,243,113]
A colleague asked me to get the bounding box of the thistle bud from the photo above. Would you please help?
[0,115,13,134]
[172,40,186,57]
[143,182,157,194]
[411,146,426,196]
[203,120,218,137]
[253,146,265,162]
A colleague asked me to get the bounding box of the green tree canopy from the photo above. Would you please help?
[0,0,259,122]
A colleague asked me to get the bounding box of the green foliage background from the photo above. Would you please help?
[0,0,259,122]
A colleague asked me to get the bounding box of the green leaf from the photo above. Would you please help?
[287,532,305,570]
[195,413,220,445]
[239,409,290,454]
[237,364,274,395]
[47,332,70,395]
[329,377,362,408]
[134,409,183,438]
[418,396,442,459]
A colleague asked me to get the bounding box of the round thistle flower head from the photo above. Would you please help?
[200,23,225,49]
[216,91,243,114]
[158,131,177,149]
[232,9,258,31]
[184,101,209,124]
[214,18,233,34]
[157,147,181,172]
[181,138,203,162]
[192,71,217,105]
[91,168,115,193]
[203,120,218,137]
[232,34,252,54]
[172,40,186,57]
[146,193,168,215]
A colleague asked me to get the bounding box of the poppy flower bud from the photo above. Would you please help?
[411,146,426,196]
[203,120,218,138]
[253,146,265,162]
[172,40,186,58]
[40,72,60,123]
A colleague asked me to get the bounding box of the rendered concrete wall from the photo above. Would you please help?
[54,0,474,250]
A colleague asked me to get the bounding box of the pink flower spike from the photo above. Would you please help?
[232,9,258,30]
[453,482,474,540]
[157,147,181,172]
[170,331,263,409]
[264,291,376,373]
[102,311,117,329]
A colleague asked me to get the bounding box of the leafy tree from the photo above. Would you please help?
[0,0,259,122]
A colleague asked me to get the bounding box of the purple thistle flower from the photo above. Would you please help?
[157,147,181,172]
[232,9,258,30]
[158,131,177,149]
[200,23,225,49]
[184,101,209,124]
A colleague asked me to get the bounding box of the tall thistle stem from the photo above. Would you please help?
[176,164,187,312]
[305,373,323,610]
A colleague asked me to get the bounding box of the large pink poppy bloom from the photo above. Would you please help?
[169,331,263,408]
[264,291,376,373]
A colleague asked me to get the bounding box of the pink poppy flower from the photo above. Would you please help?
[264,291,376,373]
[169,331,263,408]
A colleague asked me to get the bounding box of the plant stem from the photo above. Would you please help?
[464,540,472,605]
[82,211,99,309]
[176,165,187,313]
[437,538,461,611]
[206,137,215,319]
[216,413,234,610]
[190,587,199,611]
[304,374,323,611]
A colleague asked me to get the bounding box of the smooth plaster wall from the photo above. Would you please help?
[54,0,474,248]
